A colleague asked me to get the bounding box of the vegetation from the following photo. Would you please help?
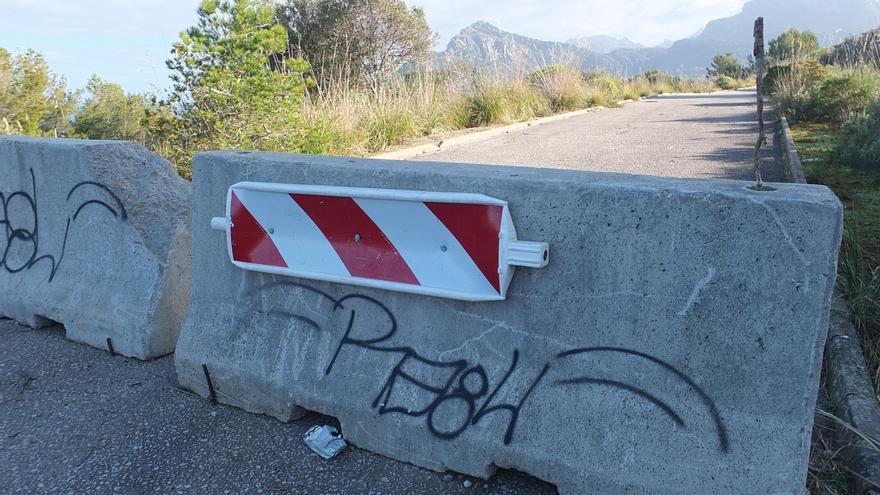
[278,0,434,92]
[768,29,821,63]
[824,27,880,69]
[707,53,745,79]
[0,48,76,137]
[769,28,880,399]
[0,0,721,177]
[706,52,753,89]
[163,0,314,174]
[73,76,167,144]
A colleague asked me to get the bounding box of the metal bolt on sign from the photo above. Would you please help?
[211,182,549,301]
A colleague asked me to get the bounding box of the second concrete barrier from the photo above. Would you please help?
[0,137,191,359]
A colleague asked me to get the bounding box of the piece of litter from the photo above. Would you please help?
[303,425,347,459]
[463,480,473,488]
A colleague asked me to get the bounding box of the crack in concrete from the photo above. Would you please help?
[749,197,811,288]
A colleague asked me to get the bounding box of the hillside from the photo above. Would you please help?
[657,0,880,73]
[438,0,880,76]
[437,21,655,75]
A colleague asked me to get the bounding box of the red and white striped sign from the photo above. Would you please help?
[211,183,548,301]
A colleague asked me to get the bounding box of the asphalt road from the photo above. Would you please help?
[0,320,555,494]
[414,89,785,183]
[0,90,785,495]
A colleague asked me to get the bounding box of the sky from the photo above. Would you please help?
[0,0,749,94]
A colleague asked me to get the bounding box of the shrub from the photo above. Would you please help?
[445,95,472,129]
[708,53,745,79]
[529,65,587,112]
[642,69,670,85]
[669,76,715,93]
[466,83,506,127]
[503,82,551,119]
[584,72,623,105]
[764,59,829,94]
[715,75,738,90]
[769,61,833,121]
[837,101,880,168]
[621,85,643,100]
[806,68,880,125]
[365,105,416,151]
[299,113,363,155]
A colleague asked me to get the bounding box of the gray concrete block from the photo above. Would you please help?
[0,136,191,359]
[176,151,843,494]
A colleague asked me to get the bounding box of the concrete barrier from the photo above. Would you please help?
[176,151,842,494]
[0,137,191,359]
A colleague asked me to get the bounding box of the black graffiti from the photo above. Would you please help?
[260,281,729,452]
[0,169,127,281]
[555,347,730,452]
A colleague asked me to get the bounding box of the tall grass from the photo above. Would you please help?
[839,226,880,365]
[298,67,718,155]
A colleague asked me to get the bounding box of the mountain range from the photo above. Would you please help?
[437,0,880,76]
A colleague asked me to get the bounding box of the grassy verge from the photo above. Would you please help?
[795,127,880,495]
[294,70,718,159]
[791,123,880,386]
[808,389,852,494]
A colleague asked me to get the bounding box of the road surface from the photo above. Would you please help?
[414,89,785,183]
[1,90,785,494]
[0,321,553,494]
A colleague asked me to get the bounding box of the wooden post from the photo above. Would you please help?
[753,17,765,187]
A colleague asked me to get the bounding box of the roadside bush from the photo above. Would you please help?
[585,72,623,105]
[838,227,880,363]
[670,76,716,93]
[806,68,880,125]
[366,105,416,151]
[529,65,587,112]
[633,73,673,95]
[503,82,550,120]
[621,84,643,100]
[642,69,671,85]
[764,59,829,94]
[466,82,507,127]
[837,101,880,168]
[715,75,737,90]
[445,95,472,129]
[299,111,363,155]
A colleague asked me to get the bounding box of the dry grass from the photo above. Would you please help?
[297,67,718,156]
[809,404,880,494]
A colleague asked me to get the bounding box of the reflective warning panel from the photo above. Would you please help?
[211,182,549,301]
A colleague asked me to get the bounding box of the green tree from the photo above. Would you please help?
[769,29,821,63]
[73,75,159,142]
[278,0,435,92]
[0,49,12,133]
[166,0,312,165]
[707,53,744,79]
[0,49,76,136]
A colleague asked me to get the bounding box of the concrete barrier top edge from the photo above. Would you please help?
[0,135,149,148]
[193,150,841,207]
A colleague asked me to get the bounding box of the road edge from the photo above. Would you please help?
[785,114,880,492]
[825,300,880,494]
[369,100,637,161]
[780,116,807,184]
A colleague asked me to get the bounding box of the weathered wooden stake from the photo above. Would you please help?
[753,17,766,187]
